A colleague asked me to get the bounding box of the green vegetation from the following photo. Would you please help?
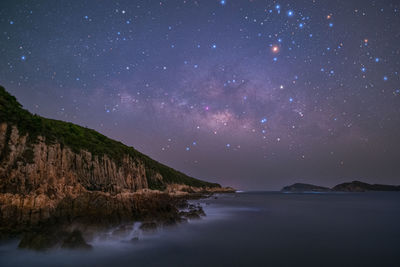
[0,86,220,189]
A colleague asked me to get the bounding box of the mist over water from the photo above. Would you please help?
[1,192,400,267]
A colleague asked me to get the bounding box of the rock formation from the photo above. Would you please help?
[0,86,230,244]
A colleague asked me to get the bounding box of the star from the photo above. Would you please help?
[271,45,279,53]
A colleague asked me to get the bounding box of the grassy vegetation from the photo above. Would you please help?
[0,86,220,189]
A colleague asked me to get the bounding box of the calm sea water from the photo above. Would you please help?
[1,191,400,267]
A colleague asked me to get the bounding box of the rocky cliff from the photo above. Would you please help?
[0,86,223,236]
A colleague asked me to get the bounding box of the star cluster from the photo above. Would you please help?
[1,0,400,189]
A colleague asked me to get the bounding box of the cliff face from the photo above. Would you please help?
[0,86,221,232]
[0,123,166,228]
[0,123,149,195]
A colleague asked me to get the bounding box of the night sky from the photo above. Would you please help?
[1,0,400,190]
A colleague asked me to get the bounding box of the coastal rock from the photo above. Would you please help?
[18,229,63,250]
[61,230,92,249]
[18,228,92,250]
[166,184,235,197]
[179,204,206,220]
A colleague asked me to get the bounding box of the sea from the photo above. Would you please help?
[1,191,400,267]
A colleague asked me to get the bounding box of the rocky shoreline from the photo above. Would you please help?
[0,189,234,250]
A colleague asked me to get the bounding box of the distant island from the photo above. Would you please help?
[0,86,234,250]
[281,183,332,192]
[282,181,400,193]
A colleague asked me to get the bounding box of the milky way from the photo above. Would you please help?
[1,0,400,189]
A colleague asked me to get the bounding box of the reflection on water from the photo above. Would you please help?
[1,192,400,267]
